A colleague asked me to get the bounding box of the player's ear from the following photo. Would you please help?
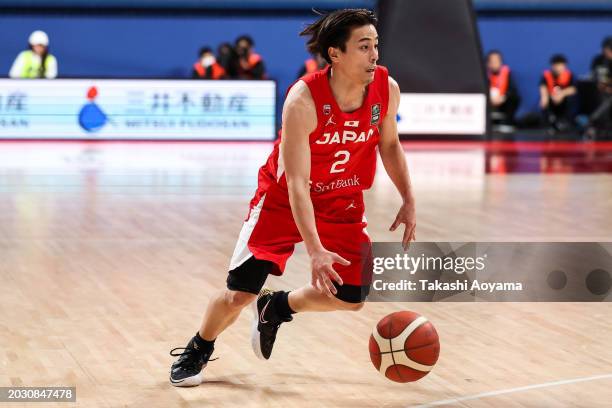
[328,46,340,63]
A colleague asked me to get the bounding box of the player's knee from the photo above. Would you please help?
[224,290,256,309]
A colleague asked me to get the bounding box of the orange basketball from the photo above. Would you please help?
[369,311,440,383]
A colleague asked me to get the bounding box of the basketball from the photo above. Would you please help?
[369,311,440,383]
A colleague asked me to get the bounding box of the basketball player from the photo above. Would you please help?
[170,9,416,386]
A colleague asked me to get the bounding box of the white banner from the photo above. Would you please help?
[0,79,276,140]
[397,93,486,135]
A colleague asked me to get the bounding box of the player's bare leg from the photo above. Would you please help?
[169,289,255,387]
[199,289,257,340]
[288,285,364,312]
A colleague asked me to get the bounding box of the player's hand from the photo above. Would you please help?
[309,249,349,297]
[389,200,416,251]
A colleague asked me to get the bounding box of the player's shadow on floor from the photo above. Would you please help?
[170,373,446,408]
[209,371,374,386]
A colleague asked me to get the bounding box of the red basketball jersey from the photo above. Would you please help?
[250,65,389,210]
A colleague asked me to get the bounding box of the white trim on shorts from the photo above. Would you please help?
[228,194,266,271]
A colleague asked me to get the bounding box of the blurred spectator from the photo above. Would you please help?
[235,35,266,79]
[9,30,57,79]
[486,50,520,129]
[297,52,328,78]
[539,54,576,132]
[586,37,612,134]
[591,36,612,85]
[217,42,239,79]
[192,46,226,79]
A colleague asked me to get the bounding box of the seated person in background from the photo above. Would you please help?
[486,50,520,127]
[235,35,266,79]
[297,52,328,78]
[587,37,612,133]
[539,54,577,132]
[591,36,612,85]
[9,30,57,79]
[217,42,239,79]
[192,46,226,79]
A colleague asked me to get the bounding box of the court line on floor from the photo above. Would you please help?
[412,373,612,408]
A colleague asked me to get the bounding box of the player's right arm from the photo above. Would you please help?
[280,81,350,297]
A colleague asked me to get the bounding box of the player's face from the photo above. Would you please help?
[331,24,379,85]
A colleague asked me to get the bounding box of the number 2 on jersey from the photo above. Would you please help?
[330,150,350,173]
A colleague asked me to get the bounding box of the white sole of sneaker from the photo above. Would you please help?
[169,372,203,387]
[250,300,266,360]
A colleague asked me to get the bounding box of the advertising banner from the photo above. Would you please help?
[0,79,276,140]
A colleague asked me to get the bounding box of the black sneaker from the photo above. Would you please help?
[251,288,292,360]
[169,337,214,387]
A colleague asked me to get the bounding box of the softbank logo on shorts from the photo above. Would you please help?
[312,175,360,193]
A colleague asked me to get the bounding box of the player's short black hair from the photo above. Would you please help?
[550,54,568,65]
[300,9,378,64]
[603,36,612,50]
[235,35,254,47]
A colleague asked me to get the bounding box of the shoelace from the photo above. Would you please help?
[169,346,198,358]
[169,347,218,370]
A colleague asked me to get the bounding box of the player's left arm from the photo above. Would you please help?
[378,76,416,250]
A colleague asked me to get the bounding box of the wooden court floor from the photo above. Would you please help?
[0,142,611,407]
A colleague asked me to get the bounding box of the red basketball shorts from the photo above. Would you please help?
[229,185,372,287]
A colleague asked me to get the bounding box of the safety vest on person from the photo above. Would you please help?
[193,62,226,79]
[20,50,57,78]
[488,65,510,96]
[239,53,266,79]
[543,69,572,94]
[248,53,262,68]
[304,58,319,74]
